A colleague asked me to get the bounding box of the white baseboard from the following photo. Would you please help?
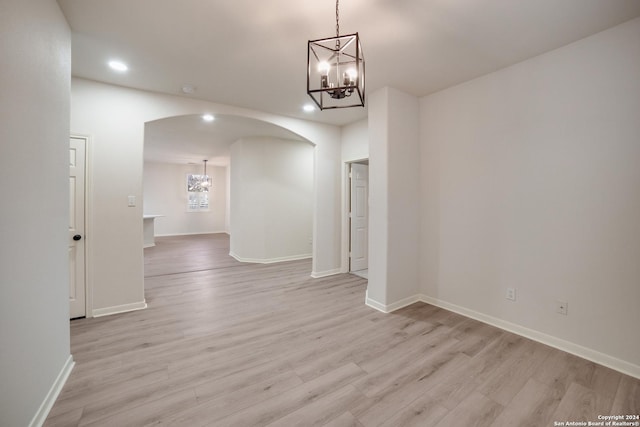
[418,294,640,379]
[92,300,147,317]
[311,268,342,278]
[229,251,312,264]
[29,355,74,427]
[365,291,422,313]
[365,292,640,379]
[155,231,227,237]
[365,290,387,312]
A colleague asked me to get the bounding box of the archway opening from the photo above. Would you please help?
[142,113,316,273]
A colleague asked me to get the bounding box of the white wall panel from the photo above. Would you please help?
[0,1,72,425]
[419,17,640,372]
[230,137,314,262]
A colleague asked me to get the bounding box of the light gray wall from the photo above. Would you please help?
[419,17,640,371]
[367,87,421,307]
[0,1,72,426]
[341,118,368,163]
[143,162,227,236]
[230,137,314,262]
[71,78,343,312]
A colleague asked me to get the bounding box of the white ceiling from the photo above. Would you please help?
[57,0,640,162]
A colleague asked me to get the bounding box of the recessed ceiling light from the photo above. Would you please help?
[303,104,315,112]
[108,60,128,72]
[182,84,196,94]
[202,114,215,122]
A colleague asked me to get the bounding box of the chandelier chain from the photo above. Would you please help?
[336,0,340,37]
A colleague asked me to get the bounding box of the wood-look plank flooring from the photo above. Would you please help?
[45,234,640,426]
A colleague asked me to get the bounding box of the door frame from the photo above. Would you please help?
[341,158,369,273]
[71,134,93,318]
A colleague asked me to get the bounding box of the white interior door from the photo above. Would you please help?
[350,163,369,272]
[69,136,86,318]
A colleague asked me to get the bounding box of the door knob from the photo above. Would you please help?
[73,234,82,241]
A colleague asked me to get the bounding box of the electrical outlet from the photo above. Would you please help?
[556,301,568,315]
[506,287,516,301]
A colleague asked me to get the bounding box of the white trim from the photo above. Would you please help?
[365,290,421,313]
[341,162,351,274]
[71,133,92,318]
[310,268,342,278]
[229,251,312,264]
[28,355,74,427]
[154,230,228,237]
[311,144,320,277]
[365,292,640,379]
[341,159,370,274]
[364,290,387,312]
[92,300,147,317]
[418,294,640,380]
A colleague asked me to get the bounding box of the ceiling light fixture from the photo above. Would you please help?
[307,0,365,110]
[201,160,211,188]
[108,60,128,72]
[202,114,214,122]
[182,84,196,94]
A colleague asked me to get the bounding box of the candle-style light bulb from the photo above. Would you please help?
[318,61,331,88]
[347,68,357,84]
[318,62,330,75]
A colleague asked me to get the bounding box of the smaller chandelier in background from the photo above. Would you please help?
[307,1,365,110]
[187,160,212,192]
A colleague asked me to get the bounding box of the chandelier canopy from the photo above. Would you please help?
[307,0,365,110]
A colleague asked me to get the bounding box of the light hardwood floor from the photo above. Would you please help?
[45,234,639,426]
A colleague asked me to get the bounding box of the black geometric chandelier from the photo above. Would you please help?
[307,0,365,110]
